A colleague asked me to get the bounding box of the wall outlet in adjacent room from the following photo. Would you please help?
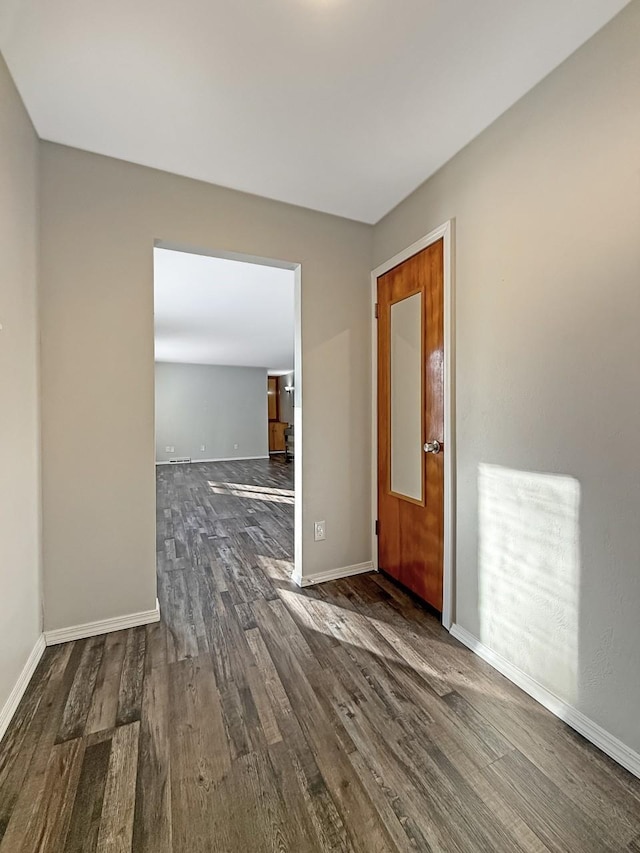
[234,443,239,449]
[165,445,174,453]
[200,445,206,452]
[314,520,326,541]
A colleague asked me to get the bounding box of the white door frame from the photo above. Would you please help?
[370,220,455,630]
[154,240,303,584]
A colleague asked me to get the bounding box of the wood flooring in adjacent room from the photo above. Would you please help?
[1,457,640,851]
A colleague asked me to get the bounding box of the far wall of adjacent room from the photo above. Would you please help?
[155,362,269,463]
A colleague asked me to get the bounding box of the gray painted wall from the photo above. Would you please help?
[373,2,640,756]
[0,54,42,719]
[39,141,372,631]
[155,362,268,462]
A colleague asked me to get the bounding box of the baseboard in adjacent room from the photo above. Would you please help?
[44,599,160,645]
[450,623,640,780]
[0,634,46,742]
[156,455,270,465]
[292,561,376,588]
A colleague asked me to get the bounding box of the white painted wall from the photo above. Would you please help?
[1,0,631,222]
[155,362,268,463]
[373,2,640,756]
[0,54,42,717]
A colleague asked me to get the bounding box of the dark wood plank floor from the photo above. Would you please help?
[1,457,639,852]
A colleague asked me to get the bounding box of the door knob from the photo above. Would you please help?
[424,440,441,454]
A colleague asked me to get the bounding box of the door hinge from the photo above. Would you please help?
[375,519,379,536]
[374,303,379,319]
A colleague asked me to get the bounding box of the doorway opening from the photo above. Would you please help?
[153,243,302,627]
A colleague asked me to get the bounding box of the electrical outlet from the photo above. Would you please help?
[165,445,174,453]
[200,445,206,452]
[314,521,326,542]
[234,443,239,450]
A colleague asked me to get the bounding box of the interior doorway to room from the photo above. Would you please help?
[152,246,300,627]
[267,373,295,459]
[374,235,448,615]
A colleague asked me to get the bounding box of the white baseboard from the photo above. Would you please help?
[45,599,160,645]
[156,455,269,465]
[0,633,46,743]
[293,561,375,588]
[450,623,640,780]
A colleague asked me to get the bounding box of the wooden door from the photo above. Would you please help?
[377,239,444,611]
[269,422,287,452]
[267,376,278,421]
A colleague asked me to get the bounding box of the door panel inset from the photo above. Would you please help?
[390,292,423,503]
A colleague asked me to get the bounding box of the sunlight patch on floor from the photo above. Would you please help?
[208,482,294,504]
[255,555,294,580]
[208,481,294,497]
[278,588,535,708]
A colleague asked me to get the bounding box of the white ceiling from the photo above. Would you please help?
[154,248,295,373]
[0,1,630,223]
